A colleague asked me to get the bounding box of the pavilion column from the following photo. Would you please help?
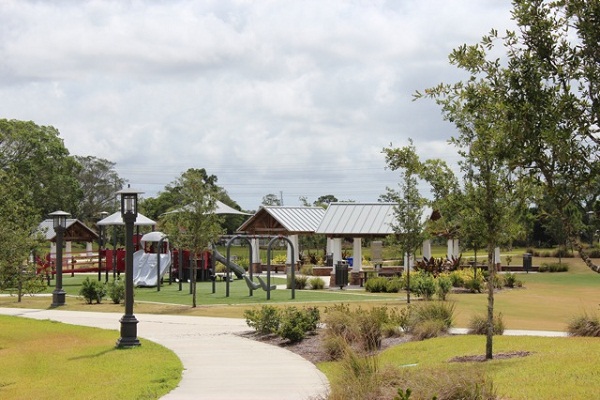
[494,247,501,272]
[286,235,299,270]
[50,242,57,260]
[422,239,432,260]
[251,238,261,273]
[331,238,342,264]
[352,237,362,272]
[65,241,72,261]
[86,242,93,257]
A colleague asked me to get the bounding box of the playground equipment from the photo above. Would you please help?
[132,232,171,287]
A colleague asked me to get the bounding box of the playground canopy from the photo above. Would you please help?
[97,211,157,227]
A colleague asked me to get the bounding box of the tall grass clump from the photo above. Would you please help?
[467,313,505,335]
[308,276,325,289]
[568,312,600,337]
[406,302,455,340]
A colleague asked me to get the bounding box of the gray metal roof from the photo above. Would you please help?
[237,206,325,234]
[315,202,397,236]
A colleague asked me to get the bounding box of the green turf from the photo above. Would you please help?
[0,315,182,400]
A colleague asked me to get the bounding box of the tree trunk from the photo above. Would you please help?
[485,244,495,360]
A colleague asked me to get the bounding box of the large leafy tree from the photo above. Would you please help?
[140,168,245,234]
[0,171,46,298]
[0,119,81,219]
[501,0,600,271]
[74,155,125,223]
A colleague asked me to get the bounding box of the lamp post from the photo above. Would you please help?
[116,188,143,348]
[49,210,70,307]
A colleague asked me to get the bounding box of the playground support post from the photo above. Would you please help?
[225,236,254,297]
[116,188,142,348]
[49,210,70,307]
[98,211,108,282]
[267,236,295,301]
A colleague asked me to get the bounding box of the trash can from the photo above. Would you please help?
[523,253,532,273]
[335,260,349,289]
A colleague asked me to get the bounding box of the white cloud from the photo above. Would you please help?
[0,0,515,210]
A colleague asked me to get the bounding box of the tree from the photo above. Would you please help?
[261,193,282,206]
[74,155,125,223]
[0,119,81,219]
[313,195,338,208]
[501,0,600,272]
[0,171,46,299]
[140,168,245,234]
[383,141,427,304]
[160,169,224,307]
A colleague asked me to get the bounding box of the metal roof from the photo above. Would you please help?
[237,206,325,234]
[37,219,100,242]
[315,202,397,236]
[97,211,156,226]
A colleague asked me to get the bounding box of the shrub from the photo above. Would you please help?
[504,272,517,288]
[365,276,388,293]
[78,277,106,304]
[278,306,320,343]
[412,318,448,341]
[294,275,308,289]
[586,248,600,258]
[244,305,280,334]
[322,334,350,360]
[413,272,436,300]
[300,265,313,275]
[385,277,403,293]
[552,246,574,258]
[107,278,125,304]
[467,313,505,335]
[539,263,569,272]
[449,270,465,287]
[308,276,325,289]
[406,301,454,339]
[436,274,452,301]
[324,304,359,342]
[568,312,600,337]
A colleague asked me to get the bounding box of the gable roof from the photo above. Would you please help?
[315,202,397,237]
[236,206,325,235]
[38,219,100,242]
[97,211,157,226]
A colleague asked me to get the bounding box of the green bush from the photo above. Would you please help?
[385,277,403,293]
[244,305,280,334]
[277,306,320,343]
[504,272,518,288]
[414,272,436,300]
[467,313,505,335]
[107,278,125,304]
[308,276,325,289]
[364,276,388,293]
[448,270,465,287]
[539,263,569,272]
[78,277,106,304]
[568,312,600,337]
[436,274,452,301]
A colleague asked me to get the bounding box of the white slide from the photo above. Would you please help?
[133,250,172,287]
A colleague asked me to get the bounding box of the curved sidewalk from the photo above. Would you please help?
[0,308,329,400]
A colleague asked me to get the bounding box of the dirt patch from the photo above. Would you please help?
[449,351,534,363]
[239,330,412,364]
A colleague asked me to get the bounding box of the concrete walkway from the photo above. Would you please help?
[0,308,329,400]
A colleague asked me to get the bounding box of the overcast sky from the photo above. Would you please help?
[0,0,515,211]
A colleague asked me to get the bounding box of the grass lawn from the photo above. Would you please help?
[2,251,599,399]
[0,315,182,400]
[319,335,600,399]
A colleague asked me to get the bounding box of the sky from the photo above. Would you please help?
[0,0,515,211]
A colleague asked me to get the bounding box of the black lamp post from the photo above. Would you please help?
[49,210,70,307]
[116,188,143,348]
